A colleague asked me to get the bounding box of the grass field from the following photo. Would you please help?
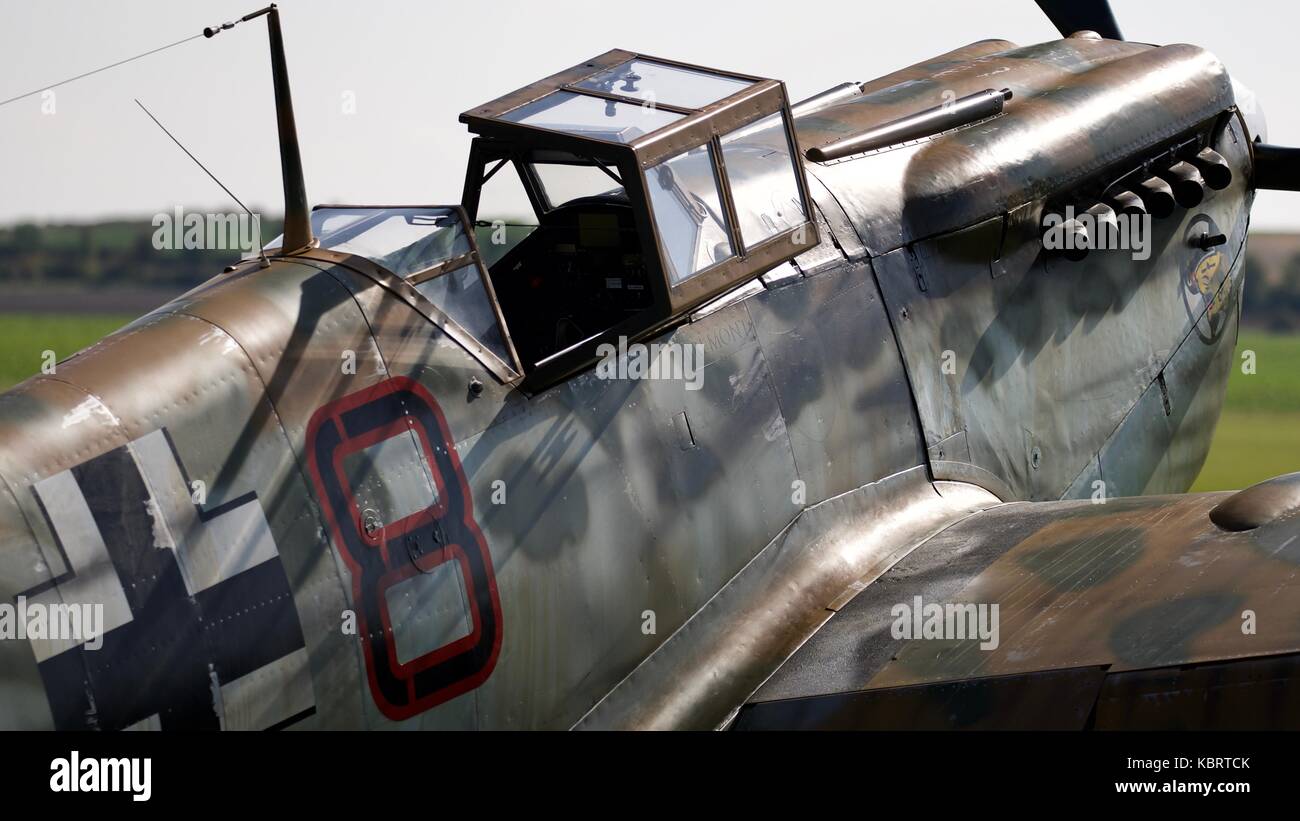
[1191,410,1300,491]
[1190,331,1300,491]
[0,314,132,390]
[0,314,1294,492]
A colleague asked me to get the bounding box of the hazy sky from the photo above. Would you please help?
[2,0,1298,228]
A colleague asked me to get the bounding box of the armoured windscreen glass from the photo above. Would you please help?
[720,113,807,248]
[273,206,515,369]
[573,59,753,109]
[646,144,734,284]
[271,207,473,278]
[414,263,513,363]
[499,90,683,143]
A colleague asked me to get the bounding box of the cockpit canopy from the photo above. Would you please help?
[273,52,821,392]
[460,50,818,386]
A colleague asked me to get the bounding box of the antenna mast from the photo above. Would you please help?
[206,4,313,252]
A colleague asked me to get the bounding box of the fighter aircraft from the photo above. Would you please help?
[3,0,1300,730]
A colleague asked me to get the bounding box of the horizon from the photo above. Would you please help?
[2,0,1299,230]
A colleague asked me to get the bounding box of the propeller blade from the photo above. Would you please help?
[1035,0,1124,41]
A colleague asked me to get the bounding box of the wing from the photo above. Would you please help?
[736,474,1300,730]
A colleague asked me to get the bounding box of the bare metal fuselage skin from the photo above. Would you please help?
[0,35,1252,728]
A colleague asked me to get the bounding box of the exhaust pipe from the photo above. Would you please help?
[1136,176,1177,218]
[1106,188,1147,217]
[1158,161,1206,208]
[1191,147,1232,190]
[1046,215,1091,261]
[1083,202,1118,249]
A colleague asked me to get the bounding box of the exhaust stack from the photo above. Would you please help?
[1191,147,1232,190]
[1136,176,1177,218]
[1158,161,1207,208]
[1107,188,1147,217]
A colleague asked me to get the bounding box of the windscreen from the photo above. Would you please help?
[266,207,472,277]
[267,206,514,368]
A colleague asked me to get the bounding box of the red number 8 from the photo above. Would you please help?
[307,377,502,720]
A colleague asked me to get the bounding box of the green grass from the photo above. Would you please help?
[0,313,132,391]
[0,315,1293,492]
[1191,331,1300,491]
[1192,410,1300,491]
[1213,332,1300,414]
